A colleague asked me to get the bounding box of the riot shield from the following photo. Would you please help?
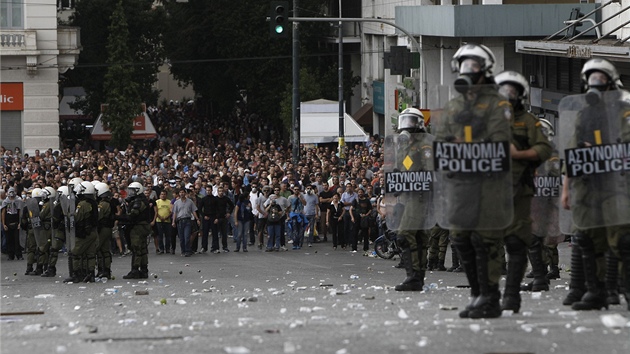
[531,148,566,244]
[26,198,47,248]
[558,90,630,230]
[384,132,436,231]
[60,194,76,251]
[431,84,514,230]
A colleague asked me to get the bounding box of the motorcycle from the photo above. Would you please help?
[374,228,401,260]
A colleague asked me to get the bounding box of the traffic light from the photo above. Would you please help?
[565,8,584,38]
[269,1,289,38]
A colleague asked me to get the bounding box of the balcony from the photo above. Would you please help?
[0,27,80,74]
[0,29,38,54]
[57,26,81,73]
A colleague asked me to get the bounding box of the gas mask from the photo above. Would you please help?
[498,83,523,111]
[585,72,610,105]
[397,130,412,151]
[454,59,483,94]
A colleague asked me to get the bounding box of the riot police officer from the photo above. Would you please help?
[495,71,553,313]
[560,58,630,310]
[42,186,63,277]
[522,118,561,293]
[388,108,435,291]
[67,181,99,283]
[434,44,513,318]
[23,188,47,275]
[64,182,98,283]
[95,182,115,280]
[117,182,152,279]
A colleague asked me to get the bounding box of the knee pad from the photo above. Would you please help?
[505,235,526,255]
[576,232,595,249]
[451,235,471,251]
[529,236,542,250]
[397,237,410,249]
[617,233,630,252]
[470,232,485,249]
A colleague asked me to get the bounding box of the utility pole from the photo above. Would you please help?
[337,0,345,166]
[291,0,300,164]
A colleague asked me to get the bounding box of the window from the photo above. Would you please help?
[1,0,23,28]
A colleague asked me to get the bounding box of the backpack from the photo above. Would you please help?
[268,204,283,223]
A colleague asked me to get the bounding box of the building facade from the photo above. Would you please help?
[0,0,80,155]
[356,0,630,137]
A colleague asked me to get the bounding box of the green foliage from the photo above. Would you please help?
[64,0,164,119]
[102,0,141,148]
[161,0,358,126]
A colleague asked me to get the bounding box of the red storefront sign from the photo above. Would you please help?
[0,83,24,111]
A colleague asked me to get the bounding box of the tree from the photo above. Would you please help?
[101,0,140,148]
[160,0,358,128]
[63,0,165,120]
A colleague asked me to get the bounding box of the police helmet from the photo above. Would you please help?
[94,182,112,198]
[397,108,425,132]
[57,186,69,197]
[31,188,45,200]
[74,181,96,196]
[44,186,57,200]
[451,44,496,78]
[539,118,555,140]
[68,177,84,190]
[581,58,622,90]
[495,71,530,107]
[495,71,529,99]
[127,182,144,198]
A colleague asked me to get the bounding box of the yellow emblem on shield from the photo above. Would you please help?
[403,155,413,170]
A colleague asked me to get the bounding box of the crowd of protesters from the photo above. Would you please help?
[0,102,388,266]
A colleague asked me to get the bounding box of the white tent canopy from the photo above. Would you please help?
[300,99,369,144]
[90,112,157,141]
[59,87,86,119]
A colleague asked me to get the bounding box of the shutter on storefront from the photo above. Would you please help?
[0,111,22,151]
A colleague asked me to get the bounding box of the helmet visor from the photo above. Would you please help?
[499,83,520,101]
[587,71,609,87]
[459,58,482,75]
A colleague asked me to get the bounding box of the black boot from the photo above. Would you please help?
[96,266,105,279]
[502,236,528,313]
[123,269,142,279]
[617,234,630,311]
[101,268,112,280]
[427,258,437,271]
[139,266,149,279]
[395,270,425,291]
[395,249,419,291]
[563,241,586,306]
[447,247,460,272]
[62,255,77,283]
[63,271,80,283]
[546,265,560,280]
[83,269,96,283]
[572,236,608,311]
[521,238,550,292]
[605,250,620,305]
[24,264,34,275]
[468,234,501,319]
[41,265,56,277]
[453,237,480,318]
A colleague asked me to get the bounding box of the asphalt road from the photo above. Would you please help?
[1,240,629,354]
